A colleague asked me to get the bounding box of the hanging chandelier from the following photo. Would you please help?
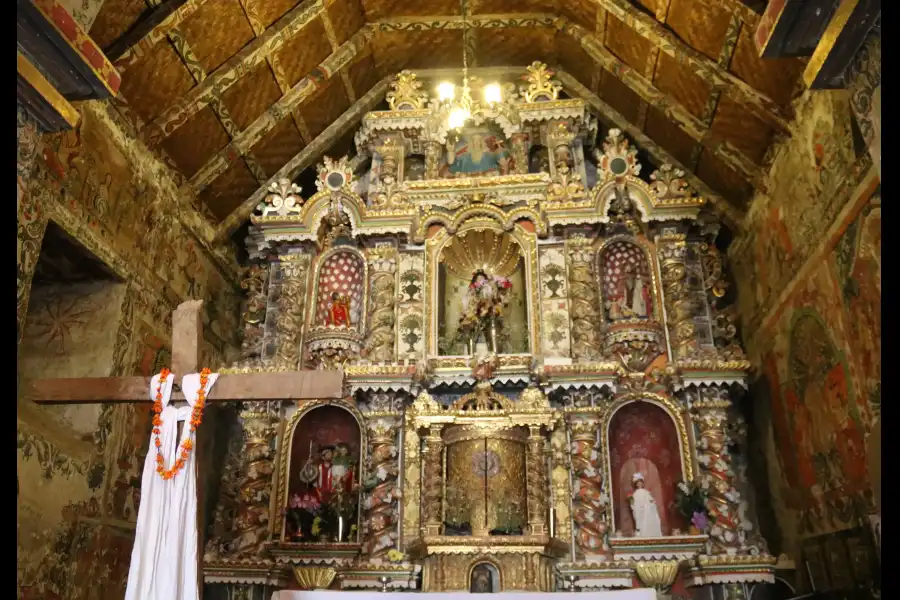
[436,5,502,131]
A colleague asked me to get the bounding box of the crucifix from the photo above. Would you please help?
[21,299,344,597]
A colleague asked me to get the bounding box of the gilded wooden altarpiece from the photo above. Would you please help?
[201,64,777,599]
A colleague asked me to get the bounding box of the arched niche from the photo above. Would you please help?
[468,559,502,593]
[311,248,367,333]
[598,239,657,323]
[435,228,529,355]
[281,402,364,543]
[605,399,689,536]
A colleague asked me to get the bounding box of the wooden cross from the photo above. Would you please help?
[21,299,344,597]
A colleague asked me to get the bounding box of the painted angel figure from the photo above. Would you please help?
[629,472,663,537]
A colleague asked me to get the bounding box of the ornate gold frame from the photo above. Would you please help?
[276,398,369,543]
[425,220,541,356]
[599,393,694,528]
[306,246,370,335]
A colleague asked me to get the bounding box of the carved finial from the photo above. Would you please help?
[595,129,641,181]
[650,163,692,200]
[386,70,430,110]
[519,62,562,103]
[258,178,303,217]
[316,156,354,193]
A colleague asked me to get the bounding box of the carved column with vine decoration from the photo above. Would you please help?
[569,418,607,556]
[566,236,602,362]
[425,141,443,179]
[238,264,268,365]
[422,425,444,536]
[549,427,573,545]
[692,387,742,554]
[509,133,529,175]
[526,425,548,535]
[657,233,698,359]
[363,416,401,558]
[364,247,397,363]
[273,255,309,369]
[232,401,280,556]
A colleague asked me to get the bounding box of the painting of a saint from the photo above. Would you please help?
[601,242,654,321]
[441,131,513,178]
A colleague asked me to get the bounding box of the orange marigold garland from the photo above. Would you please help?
[153,367,211,480]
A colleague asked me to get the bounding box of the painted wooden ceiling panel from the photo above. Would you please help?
[599,69,644,127]
[250,116,306,177]
[652,52,712,120]
[160,106,231,178]
[246,0,302,31]
[709,94,775,166]
[697,148,754,211]
[730,26,805,108]
[199,159,261,222]
[328,0,366,46]
[88,0,146,49]
[555,32,596,92]
[119,41,196,123]
[273,18,333,88]
[371,29,464,76]
[220,62,284,131]
[666,0,734,61]
[605,14,654,72]
[360,0,458,22]
[348,49,381,99]
[644,106,698,167]
[179,0,256,74]
[299,76,352,139]
[474,27,555,68]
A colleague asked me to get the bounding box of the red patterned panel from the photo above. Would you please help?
[315,250,365,326]
[609,401,686,535]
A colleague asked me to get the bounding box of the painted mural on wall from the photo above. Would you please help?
[17,100,239,599]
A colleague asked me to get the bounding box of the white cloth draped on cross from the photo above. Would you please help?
[125,370,218,600]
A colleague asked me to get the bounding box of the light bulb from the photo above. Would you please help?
[438,82,455,102]
[448,106,469,129]
[484,83,502,105]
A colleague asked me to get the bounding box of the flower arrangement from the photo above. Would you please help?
[675,480,710,533]
[286,492,323,539]
[386,549,406,563]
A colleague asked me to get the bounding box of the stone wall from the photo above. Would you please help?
[729,84,880,586]
[17,101,242,600]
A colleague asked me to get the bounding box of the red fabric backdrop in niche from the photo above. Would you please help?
[609,401,685,535]
[315,251,364,326]
[288,405,362,496]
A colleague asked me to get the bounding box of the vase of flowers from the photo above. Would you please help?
[287,492,322,541]
[675,480,710,535]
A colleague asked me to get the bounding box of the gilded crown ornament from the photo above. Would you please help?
[519,61,562,103]
[386,70,430,111]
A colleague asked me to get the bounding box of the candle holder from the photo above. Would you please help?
[378,576,392,592]
[566,574,578,592]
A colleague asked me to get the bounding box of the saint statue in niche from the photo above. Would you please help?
[608,265,652,321]
[325,292,351,327]
[629,472,663,537]
[470,564,495,593]
[457,269,513,353]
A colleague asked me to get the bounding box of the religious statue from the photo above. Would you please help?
[457,269,513,353]
[331,442,355,493]
[441,132,514,178]
[470,564,494,593]
[608,265,652,321]
[296,441,359,542]
[629,472,663,537]
[326,292,351,327]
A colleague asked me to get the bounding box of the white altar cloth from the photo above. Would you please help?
[273,591,657,600]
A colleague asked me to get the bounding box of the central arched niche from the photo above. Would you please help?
[608,400,686,536]
[436,229,528,355]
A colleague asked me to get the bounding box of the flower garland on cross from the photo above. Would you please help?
[152,367,210,480]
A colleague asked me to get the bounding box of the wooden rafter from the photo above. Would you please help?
[104,0,188,61]
[215,77,393,238]
[591,0,791,132]
[558,71,744,230]
[184,26,375,196]
[113,0,211,72]
[146,0,326,144]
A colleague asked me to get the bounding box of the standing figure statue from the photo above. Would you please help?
[326,292,351,327]
[629,472,663,537]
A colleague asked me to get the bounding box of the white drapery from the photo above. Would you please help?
[125,371,218,600]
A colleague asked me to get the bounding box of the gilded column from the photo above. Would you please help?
[422,424,444,536]
[509,133,529,174]
[401,415,422,543]
[372,138,402,207]
[657,233,698,359]
[364,246,397,363]
[526,425,548,535]
[549,427,573,544]
[425,141,443,179]
[566,235,602,362]
[232,401,280,555]
[237,264,268,365]
[363,417,401,558]
[692,387,742,554]
[273,254,310,369]
[569,418,608,556]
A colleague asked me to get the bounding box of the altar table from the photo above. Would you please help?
[273,591,658,600]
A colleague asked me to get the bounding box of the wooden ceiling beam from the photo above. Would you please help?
[113,0,210,72]
[560,20,766,190]
[590,0,791,132]
[104,0,188,62]
[558,71,744,230]
[184,26,375,196]
[215,77,393,239]
[146,0,326,145]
